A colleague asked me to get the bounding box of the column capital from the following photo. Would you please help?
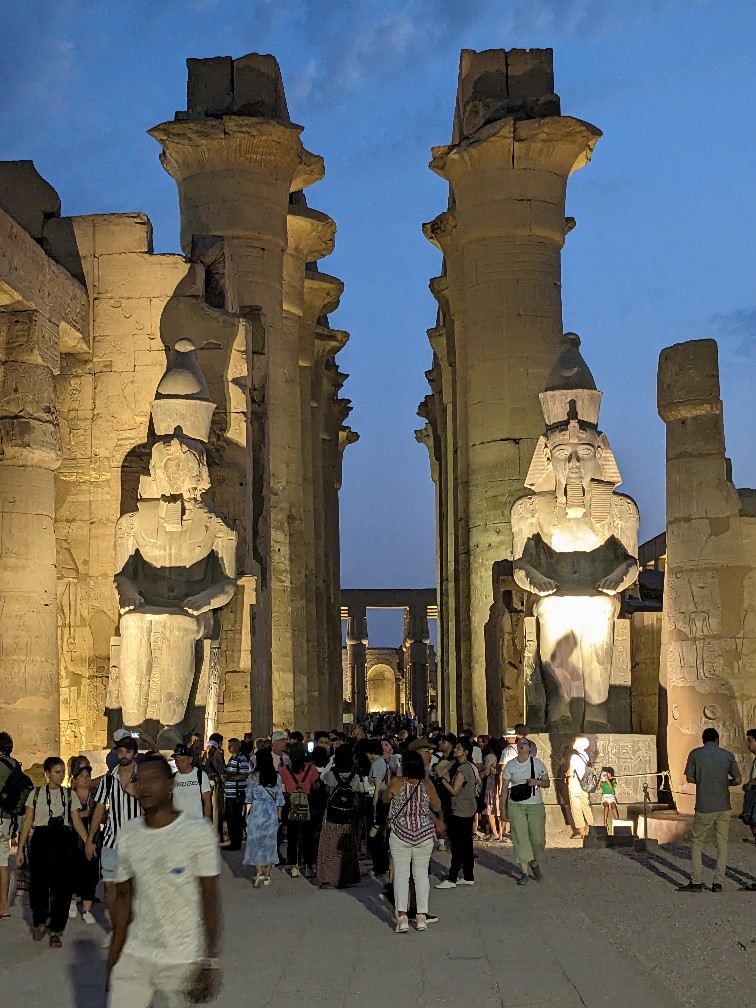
[149,117,324,191]
[287,206,336,262]
[430,115,601,182]
[422,208,457,254]
[304,270,344,321]
[313,325,349,363]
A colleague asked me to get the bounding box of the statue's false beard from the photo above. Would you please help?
[565,476,586,517]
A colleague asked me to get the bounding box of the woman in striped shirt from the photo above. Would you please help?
[382,749,441,933]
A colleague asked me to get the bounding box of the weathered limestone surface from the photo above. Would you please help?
[0,185,88,764]
[0,51,354,760]
[511,335,640,735]
[530,731,657,803]
[110,339,237,746]
[658,339,756,813]
[419,49,601,733]
[150,54,354,733]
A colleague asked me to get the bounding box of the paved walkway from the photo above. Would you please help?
[0,838,703,1008]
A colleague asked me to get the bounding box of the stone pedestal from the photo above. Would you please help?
[529,732,657,805]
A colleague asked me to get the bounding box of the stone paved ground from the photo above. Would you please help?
[2,829,754,1007]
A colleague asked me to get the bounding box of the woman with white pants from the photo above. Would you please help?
[382,749,441,933]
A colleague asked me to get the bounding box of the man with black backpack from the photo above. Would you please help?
[0,731,32,918]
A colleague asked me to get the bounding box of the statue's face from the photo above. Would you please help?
[547,428,602,515]
[150,437,210,499]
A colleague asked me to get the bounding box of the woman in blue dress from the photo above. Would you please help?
[243,747,284,887]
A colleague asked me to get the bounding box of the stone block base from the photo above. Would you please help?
[529,732,658,804]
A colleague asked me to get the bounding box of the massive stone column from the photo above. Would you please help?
[0,179,87,764]
[0,311,62,760]
[658,339,756,813]
[422,49,601,732]
[346,607,368,724]
[405,605,431,719]
[150,55,329,732]
[284,205,336,727]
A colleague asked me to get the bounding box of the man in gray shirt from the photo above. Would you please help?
[677,728,741,892]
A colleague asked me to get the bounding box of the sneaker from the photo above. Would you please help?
[711,883,723,893]
[435,879,457,889]
[253,876,263,888]
[676,882,703,892]
[516,874,531,885]
[290,867,300,878]
[457,879,475,886]
[262,877,271,886]
[68,901,78,920]
[415,916,428,931]
[394,916,409,934]
[529,861,544,881]
[425,914,439,924]
[81,911,96,925]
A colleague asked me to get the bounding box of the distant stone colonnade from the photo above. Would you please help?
[340,588,437,722]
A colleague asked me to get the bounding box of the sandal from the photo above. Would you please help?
[32,924,48,941]
[49,933,62,948]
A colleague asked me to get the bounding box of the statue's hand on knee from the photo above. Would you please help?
[596,559,636,595]
[515,561,557,597]
[117,588,144,613]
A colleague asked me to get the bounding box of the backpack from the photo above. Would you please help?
[288,769,311,823]
[0,757,33,816]
[579,761,600,794]
[326,771,357,824]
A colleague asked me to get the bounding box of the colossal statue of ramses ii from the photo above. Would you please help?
[511,334,639,732]
[112,339,237,732]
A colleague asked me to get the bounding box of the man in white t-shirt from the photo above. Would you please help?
[107,755,221,1008]
[171,744,212,821]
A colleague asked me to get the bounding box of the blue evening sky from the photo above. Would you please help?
[2,2,754,645]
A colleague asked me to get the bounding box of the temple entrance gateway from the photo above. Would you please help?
[341,588,437,723]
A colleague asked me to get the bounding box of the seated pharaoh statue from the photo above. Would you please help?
[511,334,639,733]
[111,339,237,742]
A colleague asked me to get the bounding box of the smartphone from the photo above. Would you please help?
[131,732,140,739]
[307,741,315,753]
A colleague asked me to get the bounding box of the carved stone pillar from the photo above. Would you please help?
[0,310,62,760]
[423,49,600,732]
[346,607,368,724]
[405,605,430,720]
[150,55,325,732]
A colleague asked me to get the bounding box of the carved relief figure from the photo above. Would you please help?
[112,339,237,734]
[511,335,639,732]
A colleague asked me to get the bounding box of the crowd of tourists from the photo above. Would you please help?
[0,720,754,1004]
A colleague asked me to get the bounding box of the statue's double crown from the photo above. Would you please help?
[539,333,602,429]
[151,338,216,442]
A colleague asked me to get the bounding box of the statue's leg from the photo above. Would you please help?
[582,596,619,731]
[151,613,203,726]
[118,612,151,725]
[535,597,579,732]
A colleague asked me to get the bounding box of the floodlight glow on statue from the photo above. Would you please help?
[113,339,237,731]
[511,335,639,733]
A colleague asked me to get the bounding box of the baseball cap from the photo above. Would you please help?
[172,743,192,757]
[271,731,288,742]
[408,737,434,752]
[113,728,131,743]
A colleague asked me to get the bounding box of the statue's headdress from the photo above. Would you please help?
[525,333,621,494]
[538,333,602,429]
[150,338,215,442]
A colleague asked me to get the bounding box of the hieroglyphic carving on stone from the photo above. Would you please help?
[610,619,631,686]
